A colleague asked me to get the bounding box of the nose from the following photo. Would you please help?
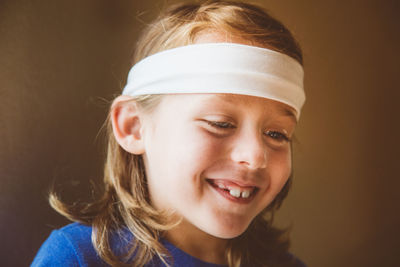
[230,129,267,169]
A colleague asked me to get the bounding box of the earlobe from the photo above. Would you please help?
[111,96,145,154]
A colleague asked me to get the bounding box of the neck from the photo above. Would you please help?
[164,219,229,265]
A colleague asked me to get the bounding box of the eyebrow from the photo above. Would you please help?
[276,105,297,123]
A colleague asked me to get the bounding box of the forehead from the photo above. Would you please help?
[209,94,297,122]
[159,93,297,123]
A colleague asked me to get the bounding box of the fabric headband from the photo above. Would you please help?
[122,43,305,120]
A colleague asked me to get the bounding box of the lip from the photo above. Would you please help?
[206,179,259,204]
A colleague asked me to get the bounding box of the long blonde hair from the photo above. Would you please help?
[50,1,303,266]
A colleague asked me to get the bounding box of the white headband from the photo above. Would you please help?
[122,43,305,119]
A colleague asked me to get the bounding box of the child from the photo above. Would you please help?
[32,1,306,266]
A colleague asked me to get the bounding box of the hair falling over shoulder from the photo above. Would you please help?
[49,1,303,266]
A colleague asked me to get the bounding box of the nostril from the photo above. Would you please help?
[234,153,267,169]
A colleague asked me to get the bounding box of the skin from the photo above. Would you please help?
[112,33,297,264]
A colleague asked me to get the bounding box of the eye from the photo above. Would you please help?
[206,121,236,129]
[265,130,290,142]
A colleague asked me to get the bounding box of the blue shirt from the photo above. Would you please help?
[31,223,306,267]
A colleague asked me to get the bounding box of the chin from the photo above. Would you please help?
[202,218,252,239]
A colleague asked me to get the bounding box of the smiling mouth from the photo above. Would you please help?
[206,179,259,202]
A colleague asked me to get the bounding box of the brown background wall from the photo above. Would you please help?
[1,0,399,266]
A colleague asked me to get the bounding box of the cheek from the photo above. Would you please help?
[147,127,222,195]
[174,129,225,165]
[268,149,292,192]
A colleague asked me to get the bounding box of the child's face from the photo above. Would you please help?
[141,93,296,239]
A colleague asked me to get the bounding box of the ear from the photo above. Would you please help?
[110,95,145,154]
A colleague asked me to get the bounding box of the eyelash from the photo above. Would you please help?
[205,121,290,142]
[265,131,290,142]
[206,121,235,129]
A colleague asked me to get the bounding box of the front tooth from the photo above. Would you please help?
[229,189,241,198]
[241,190,250,198]
[218,184,225,189]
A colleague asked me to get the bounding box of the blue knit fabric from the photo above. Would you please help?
[31,223,306,267]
